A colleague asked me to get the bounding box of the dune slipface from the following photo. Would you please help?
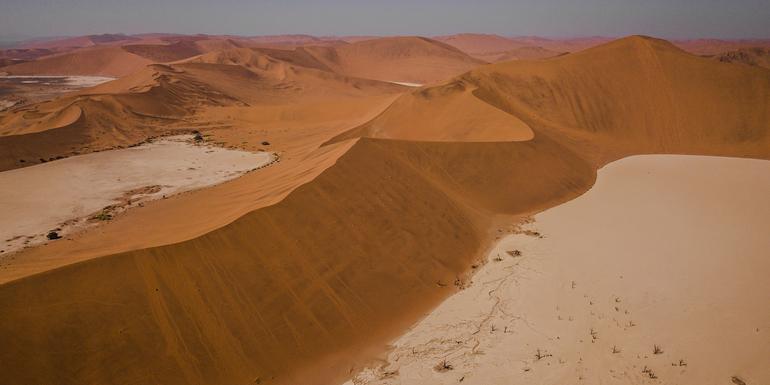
[1,35,769,385]
[0,137,596,385]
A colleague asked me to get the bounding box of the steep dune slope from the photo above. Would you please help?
[2,35,770,385]
[464,36,770,159]
[302,36,486,84]
[0,136,595,385]
[330,79,533,142]
[335,35,770,154]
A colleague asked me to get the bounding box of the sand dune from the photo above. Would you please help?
[338,36,770,156]
[0,50,404,171]
[463,36,770,159]
[1,35,769,385]
[0,45,154,77]
[300,36,486,84]
[328,79,533,142]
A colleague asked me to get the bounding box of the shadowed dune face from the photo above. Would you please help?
[0,65,245,171]
[0,45,154,77]
[1,35,770,385]
[0,137,595,385]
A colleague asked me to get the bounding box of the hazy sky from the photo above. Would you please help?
[1,0,769,40]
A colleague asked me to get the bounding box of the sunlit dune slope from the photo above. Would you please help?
[329,79,533,142]
[464,35,770,159]
[0,51,404,171]
[2,35,770,385]
[0,64,244,170]
[334,35,770,153]
[301,36,486,84]
[0,45,154,77]
[0,135,595,385]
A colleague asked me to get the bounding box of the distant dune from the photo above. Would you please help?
[436,34,615,59]
[299,36,486,84]
[0,45,154,77]
[1,35,769,385]
[0,48,404,170]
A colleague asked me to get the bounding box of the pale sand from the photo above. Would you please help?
[348,155,770,385]
[389,81,423,87]
[0,75,115,87]
[0,136,274,255]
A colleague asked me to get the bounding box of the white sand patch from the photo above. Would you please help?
[64,75,115,87]
[0,75,114,88]
[0,136,274,255]
[0,100,16,111]
[350,155,770,385]
[389,81,423,87]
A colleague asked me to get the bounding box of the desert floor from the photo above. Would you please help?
[0,75,114,110]
[0,135,274,256]
[348,154,770,385]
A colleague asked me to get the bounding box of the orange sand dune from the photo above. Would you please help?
[3,36,484,85]
[300,36,486,84]
[1,35,769,385]
[464,36,770,160]
[435,34,605,62]
[0,64,243,170]
[0,45,153,77]
[329,79,533,142]
[0,136,596,385]
[0,49,404,171]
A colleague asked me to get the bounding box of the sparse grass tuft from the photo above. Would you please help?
[534,348,552,361]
